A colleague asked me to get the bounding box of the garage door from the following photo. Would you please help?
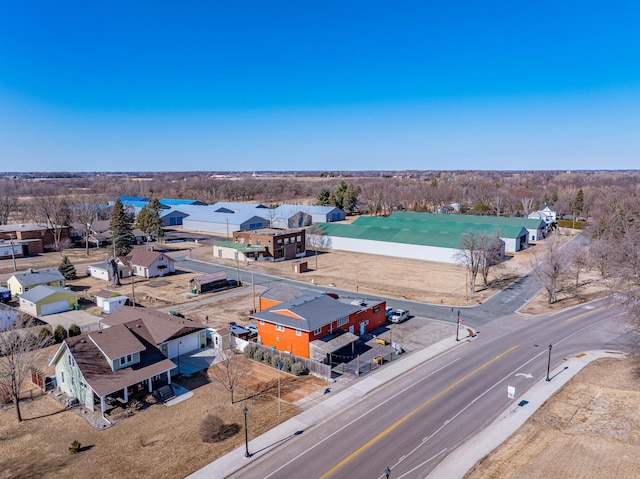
[167,333,200,358]
[40,300,72,316]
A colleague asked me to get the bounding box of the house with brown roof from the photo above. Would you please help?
[49,306,206,419]
[124,249,176,278]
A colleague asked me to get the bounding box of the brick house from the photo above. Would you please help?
[0,223,70,253]
[233,228,306,261]
[251,288,386,360]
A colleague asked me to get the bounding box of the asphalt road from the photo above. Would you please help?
[224,299,629,479]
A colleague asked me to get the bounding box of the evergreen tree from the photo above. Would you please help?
[68,324,81,337]
[317,188,331,206]
[53,325,68,343]
[573,188,584,217]
[137,199,164,241]
[109,198,134,256]
[58,256,77,280]
[345,184,361,215]
[330,181,349,210]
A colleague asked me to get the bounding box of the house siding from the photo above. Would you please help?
[55,348,95,408]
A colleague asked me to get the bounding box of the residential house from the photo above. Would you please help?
[528,204,558,229]
[48,306,208,416]
[213,241,266,262]
[0,222,72,254]
[250,290,386,360]
[234,228,306,261]
[125,249,176,278]
[7,268,65,297]
[18,285,77,316]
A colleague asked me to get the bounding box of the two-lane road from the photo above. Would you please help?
[227,301,629,479]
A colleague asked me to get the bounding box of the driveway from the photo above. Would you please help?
[174,346,220,376]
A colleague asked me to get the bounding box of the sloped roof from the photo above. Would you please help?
[19,285,76,303]
[101,306,205,345]
[60,329,176,397]
[11,268,65,287]
[251,293,360,332]
[94,289,121,299]
[159,198,207,206]
[315,215,526,249]
[391,211,546,229]
[185,210,268,226]
[259,285,309,303]
[191,271,227,286]
[88,324,145,360]
[126,249,175,268]
[274,205,344,217]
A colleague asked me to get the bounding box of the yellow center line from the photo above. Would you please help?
[566,306,607,322]
[318,345,520,479]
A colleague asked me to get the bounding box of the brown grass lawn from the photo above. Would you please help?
[0,359,326,479]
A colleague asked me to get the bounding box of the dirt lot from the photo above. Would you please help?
[464,356,640,479]
[0,352,326,479]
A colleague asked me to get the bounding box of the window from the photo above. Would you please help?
[61,371,64,383]
[296,330,302,336]
[120,357,126,366]
[68,354,74,367]
[256,239,261,245]
[337,317,348,327]
[374,306,380,313]
[71,377,75,386]
[297,235,302,242]
[127,354,132,363]
[277,239,282,245]
[314,327,322,335]
[284,237,289,244]
[276,325,285,332]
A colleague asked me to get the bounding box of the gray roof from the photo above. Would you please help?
[12,268,64,287]
[19,285,75,303]
[250,293,360,332]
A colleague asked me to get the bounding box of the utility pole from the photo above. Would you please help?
[8,234,17,272]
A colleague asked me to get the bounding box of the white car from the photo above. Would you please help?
[390,309,410,323]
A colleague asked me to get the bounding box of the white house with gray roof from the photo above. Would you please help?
[7,268,65,297]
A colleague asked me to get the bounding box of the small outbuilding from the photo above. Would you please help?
[18,285,78,317]
[94,289,128,314]
[189,271,228,294]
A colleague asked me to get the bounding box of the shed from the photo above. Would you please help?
[18,285,77,317]
[207,326,231,350]
[292,261,308,273]
[189,271,228,294]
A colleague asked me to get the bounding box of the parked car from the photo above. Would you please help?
[385,307,394,320]
[230,324,251,338]
[390,309,410,323]
[246,324,258,335]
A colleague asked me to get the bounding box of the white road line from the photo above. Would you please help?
[263,358,461,479]
[393,449,448,479]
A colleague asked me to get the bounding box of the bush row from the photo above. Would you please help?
[243,344,307,376]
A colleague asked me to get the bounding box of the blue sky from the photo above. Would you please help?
[1,1,639,172]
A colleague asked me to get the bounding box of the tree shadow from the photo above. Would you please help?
[23,407,68,421]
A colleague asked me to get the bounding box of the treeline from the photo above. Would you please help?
[2,170,640,224]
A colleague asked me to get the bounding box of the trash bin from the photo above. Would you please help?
[74,304,80,311]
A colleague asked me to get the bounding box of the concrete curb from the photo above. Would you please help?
[427,349,626,479]
[186,332,475,479]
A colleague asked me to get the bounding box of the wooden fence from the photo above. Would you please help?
[248,342,332,380]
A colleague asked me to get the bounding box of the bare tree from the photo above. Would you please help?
[455,232,485,299]
[493,196,504,217]
[0,316,50,422]
[73,198,100,256]
[306,224,327,270]
[479,235,504,287]
[530,236,565,304]
[207,349,251,404]
[27,191,71,252]
[0,185,18,225]
[520,197,535,216]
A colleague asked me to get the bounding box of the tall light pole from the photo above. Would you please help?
[8,233,17,272]
[243,406,250,458]
[546,344,553,381]
[456,310,461,341]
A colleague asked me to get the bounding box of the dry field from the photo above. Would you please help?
[0,354,326,479]
[464,356,640,479]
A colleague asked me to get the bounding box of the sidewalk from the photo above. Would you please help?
[186,330,474,479]
[427,349,626,479]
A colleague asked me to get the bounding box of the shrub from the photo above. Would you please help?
[68,324,82,337]
[53,325,68,343]
[244,344,256,359]
[282,358,292,373]
[69,440,81,454]
[291,362,306,376]
[199,413,224,443]
[262,352,272,365]
[253,349,263,362]
[270,355,281,369]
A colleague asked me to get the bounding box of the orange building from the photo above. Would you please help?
[252,288,386,360]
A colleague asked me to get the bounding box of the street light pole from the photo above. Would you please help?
[546,344,553,381]
[456,310,461,341]
[8,234,17,272]
[243,406,250,458]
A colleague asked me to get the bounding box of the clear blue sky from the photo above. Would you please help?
[1,1,639,172]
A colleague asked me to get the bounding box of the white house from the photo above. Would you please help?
[125,249,176,278]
